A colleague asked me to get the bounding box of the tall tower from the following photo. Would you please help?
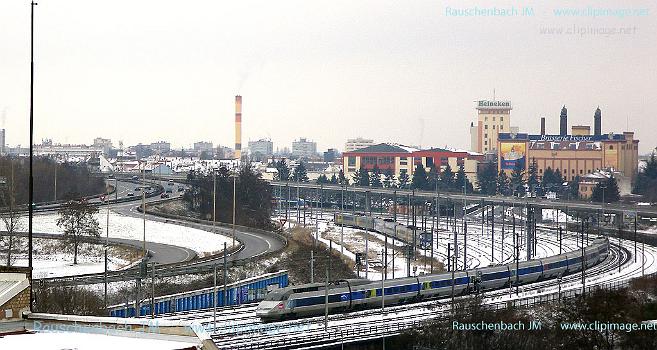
[540,117,546,135]
[0,129,5,155]
[559,106,568,136]
[235,95,242,160]
[475,99,512,154]
[594,106,602,136]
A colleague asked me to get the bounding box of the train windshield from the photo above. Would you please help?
[263,290,287,301]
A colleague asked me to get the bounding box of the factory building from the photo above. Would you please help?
[497,106,639,185]
[342,143,482,184]
[470,100,513,155]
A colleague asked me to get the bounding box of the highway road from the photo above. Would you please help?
[16,231,197,265]
[36,177,286,284]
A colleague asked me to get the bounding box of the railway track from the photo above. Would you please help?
[131,207,656,349]
[193,241,653,350]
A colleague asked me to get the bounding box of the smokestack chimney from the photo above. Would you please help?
[559,106,568,136]
[594,106,601,136]
[540,117,546,135]
[235,95,242,160]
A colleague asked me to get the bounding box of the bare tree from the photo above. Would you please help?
[0,162,24,266]
[56,199,101,264]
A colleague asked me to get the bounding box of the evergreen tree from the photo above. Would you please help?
[329,174,338,184]
[527,158,540,195]
[568,175,580,199]
[360,168,371,186]
[542,167,556,193]
[510,161,526,196]
[633,153,657,202]
[292,162,309,182]
[440,164,455,191]
[496,170,511,196]
[476,162,497,195]
[316,174,328,184]
[353,167,370,186]
[591,175,620,203]
[427,166,440,191]
[370,165,382,187]
[383,169,396,188]
[351,169,362,185]
[338,169,347,185]
[454,163,473,193]
[398,170,410,189]
[645,152,657,179]
[554,168,562,183]
[411,164,429,190]
[275,159,290,181]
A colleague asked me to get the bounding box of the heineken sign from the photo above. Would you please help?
[477,100,512,109]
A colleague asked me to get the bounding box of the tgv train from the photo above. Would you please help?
[256,237,609,321]
[334,213,421,245]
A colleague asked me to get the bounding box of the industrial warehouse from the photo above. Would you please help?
[497,106,639,190]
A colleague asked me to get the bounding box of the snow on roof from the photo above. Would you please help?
[0,330,197,350]
[394,144,420,153]
[349,143,418,154]
[0,272,30,307]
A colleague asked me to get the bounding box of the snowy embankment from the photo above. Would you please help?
[32,211,234,257]
[10,238,130,279]
[15,254,128,279]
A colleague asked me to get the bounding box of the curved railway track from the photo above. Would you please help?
[154,237,656,350]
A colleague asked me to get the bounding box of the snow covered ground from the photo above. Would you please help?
[280,210,586,282]
[32,211,234,257]
[16,254,128,279]
[9,238,131,279]
[541,208,575,223]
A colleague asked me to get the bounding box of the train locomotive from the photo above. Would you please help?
[256,214,609,321]
[333,213,420,245]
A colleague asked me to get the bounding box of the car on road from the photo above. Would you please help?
[132,175,139,181]
[161,193,169,199]
[165,188,173,193]
[135,187,141,191]
[178,186,184,192]
[127,192,134,197]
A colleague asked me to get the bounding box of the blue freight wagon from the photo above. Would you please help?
[108,270,288,317]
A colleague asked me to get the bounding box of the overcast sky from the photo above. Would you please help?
[1,0,655,153]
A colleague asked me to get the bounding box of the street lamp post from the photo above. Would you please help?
[104,187,110,311]
[142,161,146,258]
[213,168,217,234]
[232,167,237,247]
[28,0,37,312]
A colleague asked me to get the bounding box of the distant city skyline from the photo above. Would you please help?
[1,1,656,153]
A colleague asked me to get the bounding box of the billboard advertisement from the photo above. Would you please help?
[500,142,526,170]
